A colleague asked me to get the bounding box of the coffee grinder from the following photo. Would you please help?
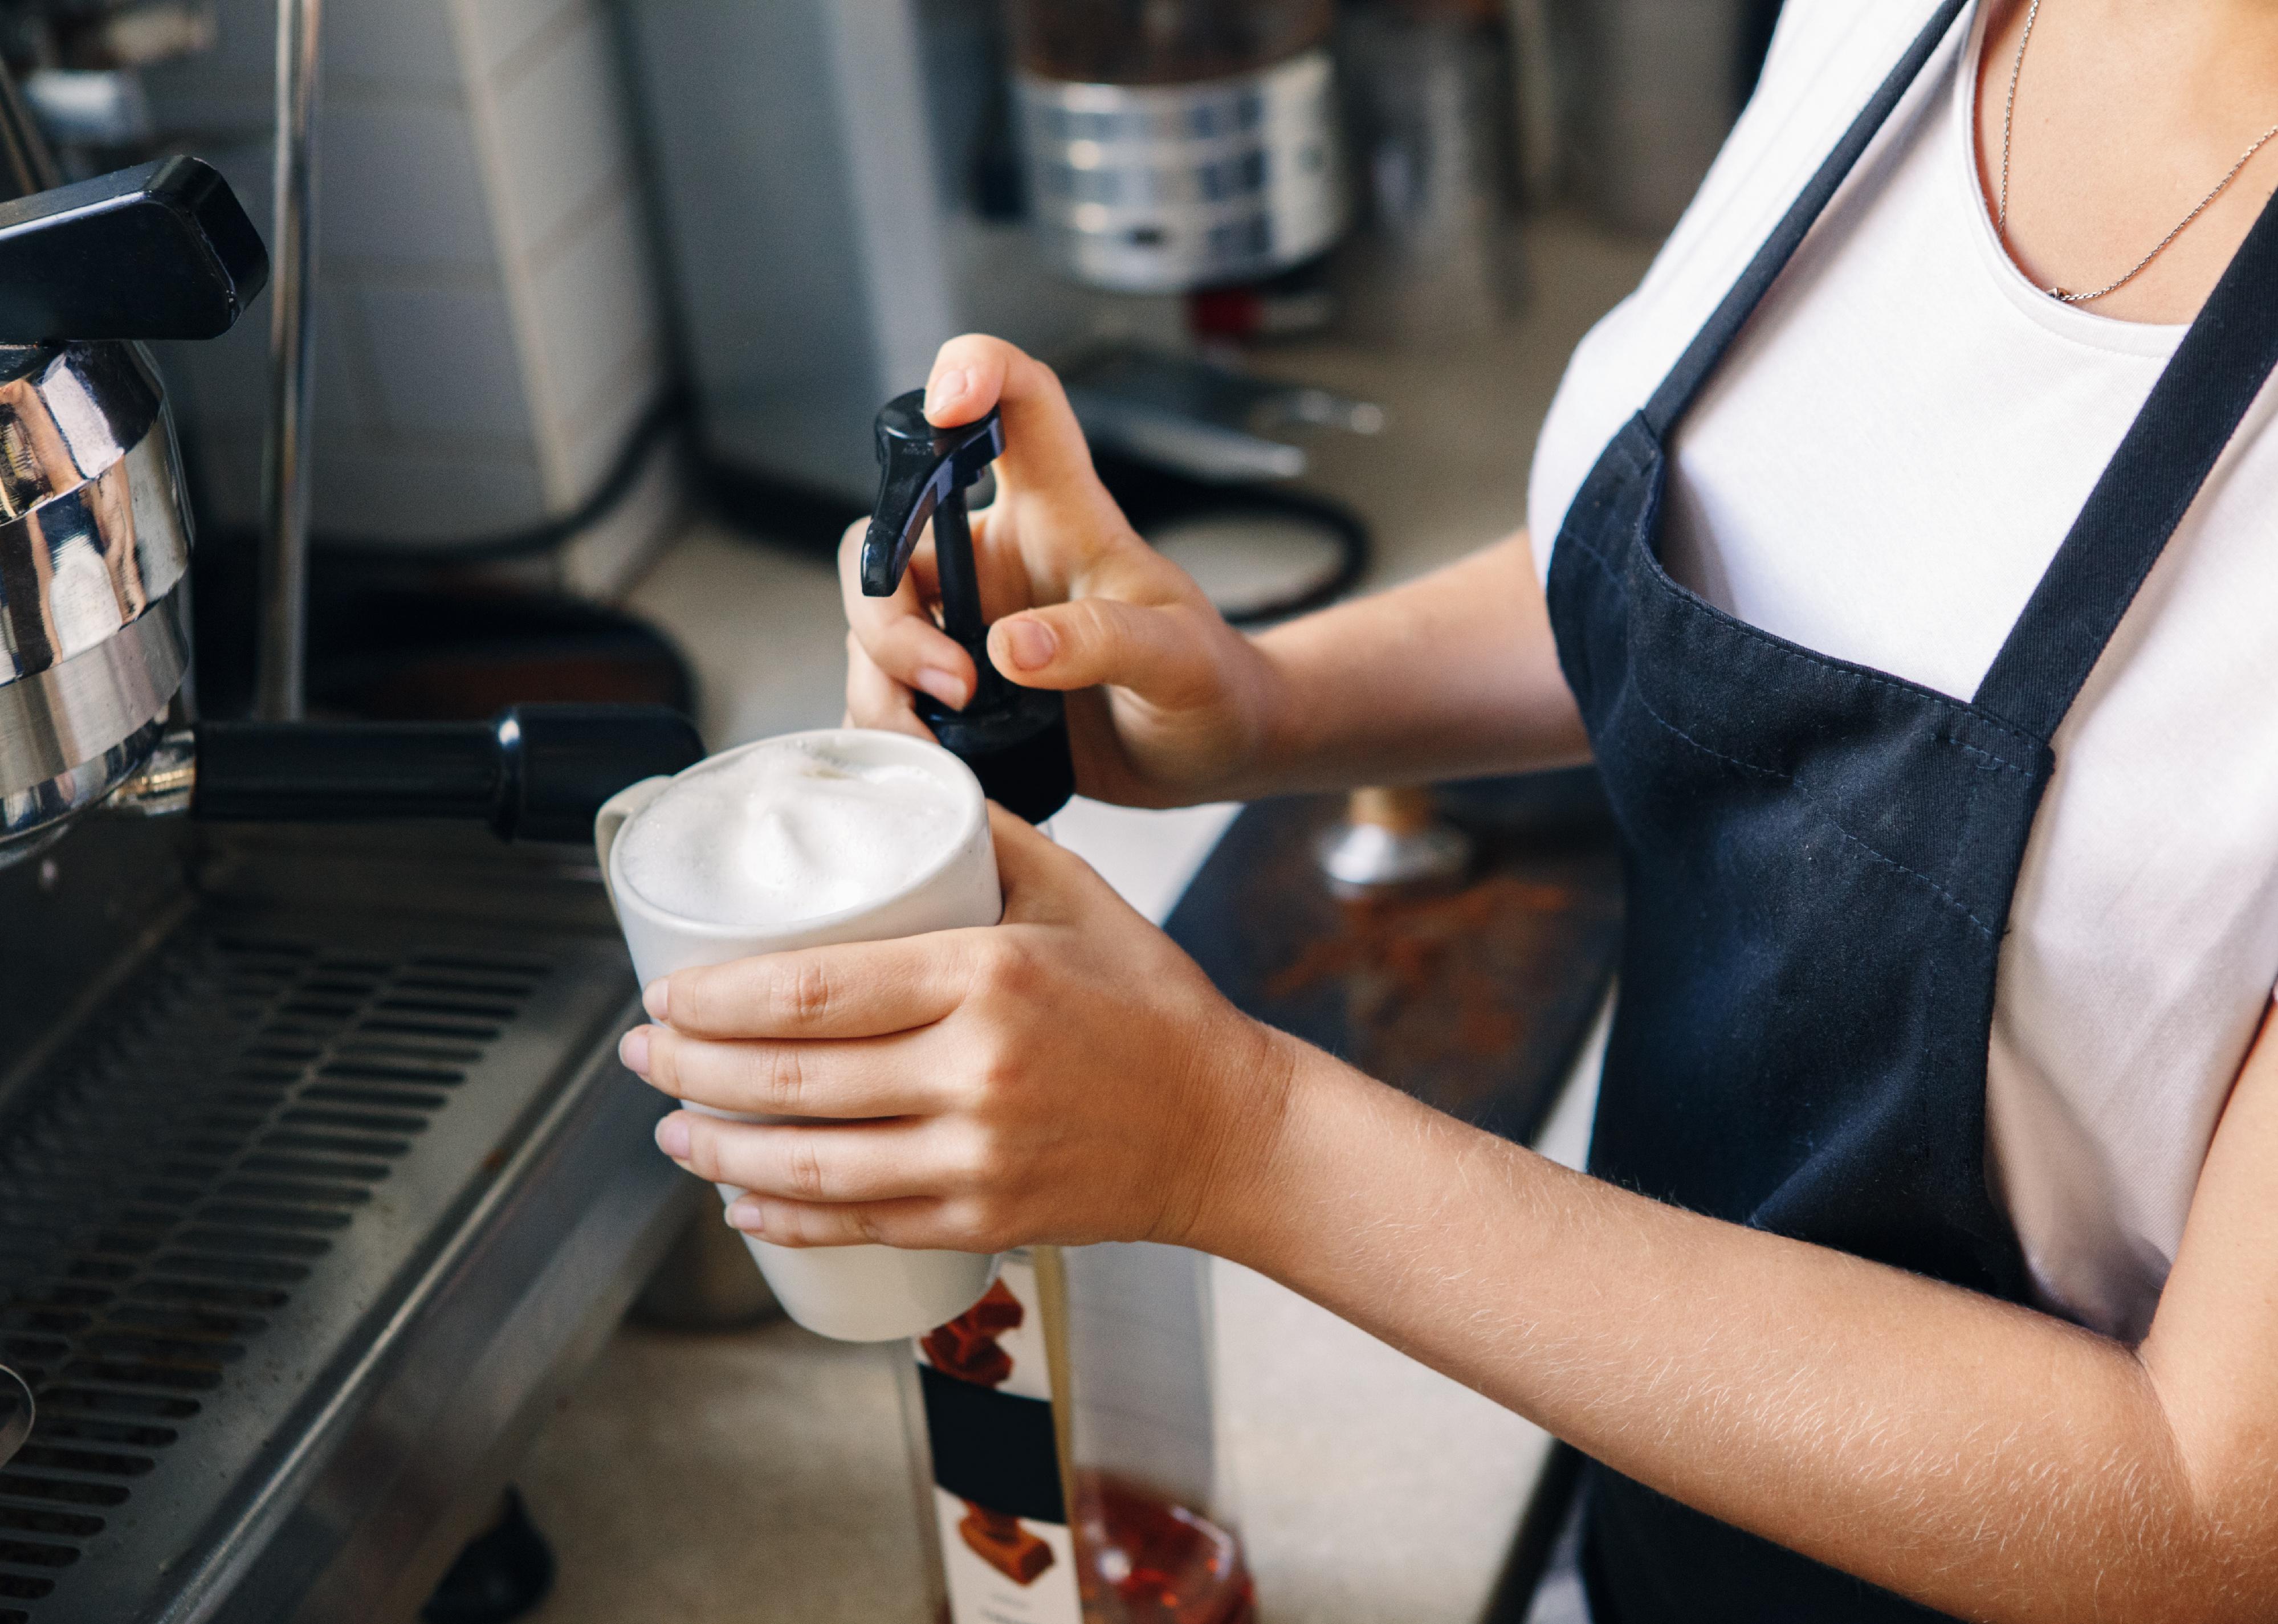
[1008,0,1344,296]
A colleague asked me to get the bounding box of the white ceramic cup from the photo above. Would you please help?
[595,727,1004,1342]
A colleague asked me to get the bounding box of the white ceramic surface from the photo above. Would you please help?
[597,728,1003,1342]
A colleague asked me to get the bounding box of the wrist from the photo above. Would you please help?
[1220,630,1311,802]
[1163,1015,1314,1264]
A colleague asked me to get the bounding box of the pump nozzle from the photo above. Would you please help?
[862,390,1074,825]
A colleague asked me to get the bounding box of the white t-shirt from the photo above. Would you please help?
[1527,0,2278,1341]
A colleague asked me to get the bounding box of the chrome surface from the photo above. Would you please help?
[105,725,197,818]
[0,716,169,851]
[0,344,167,534]
[0,417,192,685]
[256,0,321,723]
[0,817,698,1624]
[0,235,199,850]
[0,342,194,843]
[0,583,185,797]
[1016,47,1347,293]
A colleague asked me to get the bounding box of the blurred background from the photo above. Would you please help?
[0,3,1784,1622]
[0,0,1779,745]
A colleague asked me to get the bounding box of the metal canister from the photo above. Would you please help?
[1010,0,1348,293]
[1337,0,1528,344]
[0,341,193,858]
[1543,0,1783,236]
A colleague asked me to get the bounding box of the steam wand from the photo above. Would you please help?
[861,391,1075,823]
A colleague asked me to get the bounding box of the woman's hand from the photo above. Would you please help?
[842,334,1288,808]
[619,806,1295,1252]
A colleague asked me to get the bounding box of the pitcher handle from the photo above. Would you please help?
[593,775,673,917]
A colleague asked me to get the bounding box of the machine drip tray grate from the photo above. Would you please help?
[0,906,638,1623]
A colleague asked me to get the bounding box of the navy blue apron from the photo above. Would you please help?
[1543,2,2278,1618]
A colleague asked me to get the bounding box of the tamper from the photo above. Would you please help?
[861,390,1075,824]
[1318,785,1473,895]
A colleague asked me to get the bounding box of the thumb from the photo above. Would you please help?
[987,597,1225,711]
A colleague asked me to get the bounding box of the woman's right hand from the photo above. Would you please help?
[841,334,1285,809]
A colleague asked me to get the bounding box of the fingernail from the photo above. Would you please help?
[655,1114,691,1158]
[1003,617,1056,672]
[926,368,969,417]
[724,1199,760,1233]
[914,666,970,709]
[618,1027,650,1076]
[643,979,669,1021]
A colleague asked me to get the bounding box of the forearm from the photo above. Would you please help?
[1237,533,1589,797]
[1204,1042,2266,1623]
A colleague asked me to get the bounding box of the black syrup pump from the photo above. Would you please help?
[861,390,1075,823]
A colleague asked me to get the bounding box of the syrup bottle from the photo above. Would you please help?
[909,1248,1253,1624]
[867,399,1253,1624]
[1049,1245,1255,1624]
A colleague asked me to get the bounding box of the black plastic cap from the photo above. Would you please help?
[920,685,1074,826]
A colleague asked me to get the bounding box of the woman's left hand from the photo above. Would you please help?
[617,806,1295,1253]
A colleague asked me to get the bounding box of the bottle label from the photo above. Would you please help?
[918,1252,1083,1624]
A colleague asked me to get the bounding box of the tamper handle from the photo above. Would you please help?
[861,389,1074,824]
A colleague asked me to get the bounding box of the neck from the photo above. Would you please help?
[2044,0,2278,48]
[1979,0,2278,322]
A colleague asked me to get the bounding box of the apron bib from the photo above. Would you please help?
[1543,3,2278,1617]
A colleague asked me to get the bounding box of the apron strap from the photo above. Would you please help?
[1972,185,2278,740]
[1643,0,1970,441]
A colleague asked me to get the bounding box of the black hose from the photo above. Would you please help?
[1091,451,1372,626]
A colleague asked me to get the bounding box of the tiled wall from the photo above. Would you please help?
[143,0,678,596]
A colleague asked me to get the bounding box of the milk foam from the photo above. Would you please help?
[617,738,967,927]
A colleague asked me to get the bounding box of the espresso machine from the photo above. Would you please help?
[0,140,707,1624]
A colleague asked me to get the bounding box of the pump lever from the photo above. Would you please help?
[861,394,1004,604]
[859,390,1072,825]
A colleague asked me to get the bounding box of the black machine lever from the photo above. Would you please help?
[192,705,704,844]
[860,390,1075,823]
[0,156,268,341]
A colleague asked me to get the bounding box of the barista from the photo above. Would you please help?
[620,2,2278,1617]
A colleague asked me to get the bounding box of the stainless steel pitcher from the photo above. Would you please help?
[0,338,198,847]
[0,158,258,856]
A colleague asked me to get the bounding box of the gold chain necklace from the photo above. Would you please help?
[1998,0,2278,304]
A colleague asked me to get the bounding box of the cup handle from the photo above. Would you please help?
[594,775,673,917]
